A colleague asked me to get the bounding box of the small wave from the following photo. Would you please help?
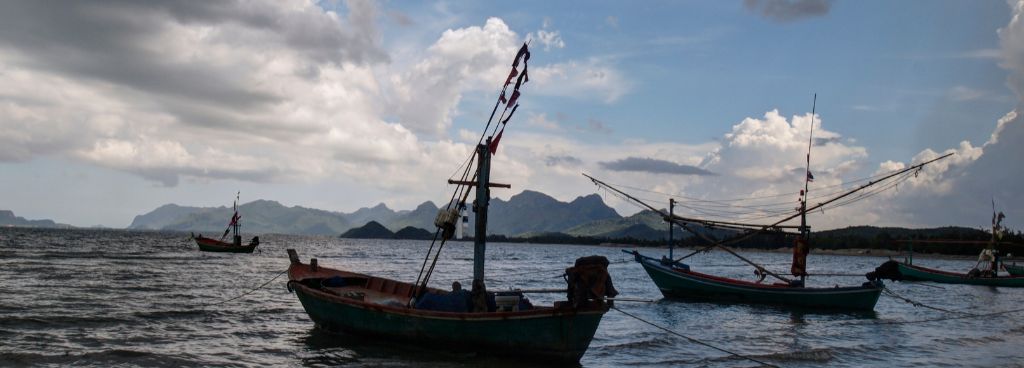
[935,334,1007,345]
[133,309,209,320]
[598,335,676,350]
[0,315,131,329]
[0,349,204,367]
[754,348,834,363]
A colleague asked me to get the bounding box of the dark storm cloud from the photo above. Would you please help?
[0,1,386,110]
[600,157,717,176]
[743,0,832,23]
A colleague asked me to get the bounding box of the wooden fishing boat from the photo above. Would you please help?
[193,233,258,253]
[286,250,609,363]
[286,44,616,364]
[587,96,952,311]
[193,192,259,253]
[888,209,1024,286]
[629,251,883,310]
[896,262,1024,287]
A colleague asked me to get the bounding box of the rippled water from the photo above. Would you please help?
[2,227,1023,367]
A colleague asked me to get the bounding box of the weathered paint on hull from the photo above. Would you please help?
[1004,263,1024,277]
[639,259,882,310]
[195,239,256,253]
[898,263,1024,287]
[292,287,605,363]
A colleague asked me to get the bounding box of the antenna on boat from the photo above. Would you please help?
[801,94,815,240]
[793,94,816,282]
[668,198,676,260]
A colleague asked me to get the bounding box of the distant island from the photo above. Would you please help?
[0,210,71,229]
[339,221,434,240]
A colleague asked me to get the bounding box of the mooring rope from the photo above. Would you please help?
[612,306,779,368]
[880,286,972,315]
[195,269,288,308]
[838,306,1024,326]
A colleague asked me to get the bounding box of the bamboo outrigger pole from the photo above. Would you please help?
[585,151,954,284]
[584,173,795,284]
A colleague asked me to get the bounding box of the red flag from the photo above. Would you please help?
[506,90,520,107]
[490,129,504,155]
[499,91,507,104]
[228,212,239,227]
[504,68,518,87]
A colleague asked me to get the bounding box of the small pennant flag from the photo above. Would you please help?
[489,129,504,155]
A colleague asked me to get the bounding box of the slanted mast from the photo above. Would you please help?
[413,42,531,304]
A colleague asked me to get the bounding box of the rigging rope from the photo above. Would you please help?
[612,306,780,368]
[196,269,289,307]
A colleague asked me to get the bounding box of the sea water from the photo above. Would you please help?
[1,228,1022,367]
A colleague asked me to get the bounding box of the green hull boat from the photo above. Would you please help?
[1005,263,1024,276]
[286,251,608,364]
[898,262,1024,287]
[635,254,883,311]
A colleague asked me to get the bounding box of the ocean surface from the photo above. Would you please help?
[2,227,1023,367]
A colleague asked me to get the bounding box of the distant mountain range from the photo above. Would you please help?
[127,190,647,238]
[0,210,71,228]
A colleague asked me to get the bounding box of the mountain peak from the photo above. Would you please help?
[413,201,438,212]
[246,199,282,205]
[340,221,394,239]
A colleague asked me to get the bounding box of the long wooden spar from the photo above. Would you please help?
[584,173,795,284]
[585,151,954,282]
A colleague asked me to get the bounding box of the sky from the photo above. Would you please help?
[0,0,1021,231]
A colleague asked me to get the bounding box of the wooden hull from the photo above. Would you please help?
[898,262,1024,287]
[194,237,256,253]
[286,256,607,364]
[637,257,882,310]
[1005,263,1024,276]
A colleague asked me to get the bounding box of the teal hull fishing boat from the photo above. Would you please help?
[897,262,1024,287]
[286,44,616,364]
[889,208,1024,287]
[631,252,882,310]
[588,96,951,312]
[286,251,607,362]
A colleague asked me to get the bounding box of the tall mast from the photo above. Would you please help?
[472,139,492,284]
[234,191,241,245]
[801,94,816,240]
[668,198,676,260]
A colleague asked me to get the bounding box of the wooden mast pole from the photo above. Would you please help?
[798,94,817,282]
[801,94,815,240]
[669,198,675,260]
[472,139,492,289]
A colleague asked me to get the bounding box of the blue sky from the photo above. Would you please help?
[0,0,1020,230]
